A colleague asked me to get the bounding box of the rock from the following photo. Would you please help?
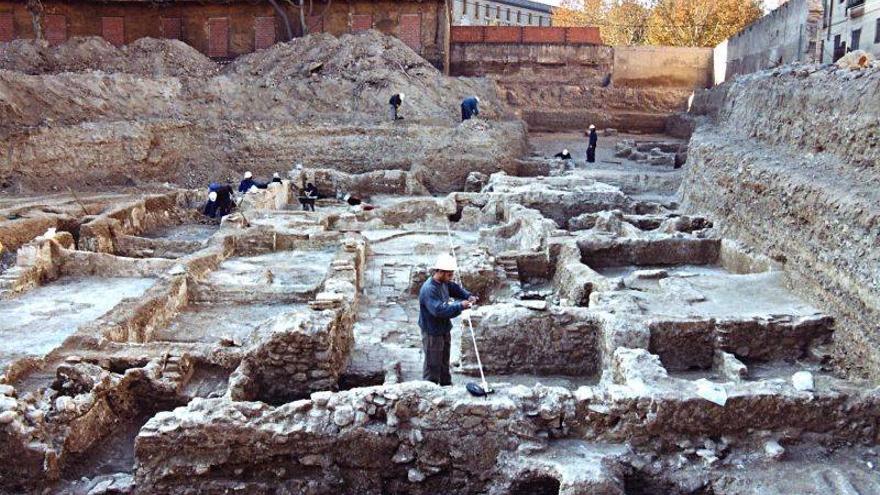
[835,50,875,70]
[791,371,814,392]
[764,439,785,461]
[714,351,748,382]
[694,379,728,407]
[0,411,16,424]
[407,468,426,483]
[0,384,14,396]
[332,406,355,427]
[0,396,17,412]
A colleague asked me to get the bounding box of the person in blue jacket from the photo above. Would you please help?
[238,171,268,193]
[461,96,480,122]
[418,252,477,386]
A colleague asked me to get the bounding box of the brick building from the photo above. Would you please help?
[452,0,552,27]
[0,0,449,65]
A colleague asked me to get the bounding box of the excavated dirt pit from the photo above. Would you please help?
[1,62,879,492]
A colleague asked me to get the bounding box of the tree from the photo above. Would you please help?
[553,0,765,47]
[645,0,764,47]
[553,0,652,46]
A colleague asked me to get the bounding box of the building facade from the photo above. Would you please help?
[452,0,552,27]
[0,0,449,65]
[822,0,880,61]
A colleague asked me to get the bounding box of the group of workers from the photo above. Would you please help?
[388,93,481,123]
[203,170,376,218]
[554,124,599,165]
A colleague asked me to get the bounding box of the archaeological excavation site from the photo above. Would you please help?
[1,9,879,495]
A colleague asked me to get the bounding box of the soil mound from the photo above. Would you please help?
[123,38,218,78]
[0,36,217,78]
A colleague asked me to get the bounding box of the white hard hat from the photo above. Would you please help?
[589,124,596,130]
[244,171,253,179]
[273,172,280,178]
[208,191,217,201]
[475,96,480,103]
[433,252,458,271]
[400,93,405,100]
[344,193,351,201]
[563,149,569,154]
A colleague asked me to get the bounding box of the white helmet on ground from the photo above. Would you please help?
[208,191,217,202]
[244,171,253,179]
[433,252,458,271]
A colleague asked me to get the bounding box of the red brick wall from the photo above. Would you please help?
[398,13,420,50]
[254,16,275,49]
[484,26,520,43]
[45,14,66,45]
[351,13,372,32]
[207,17,229,57]
[0,12,12,41]
[101,16,124,46]
[451,26,603,45]
[566,26,601,44]
[451,26,483,42]
[522,26,565,43]
[161,17,181,39]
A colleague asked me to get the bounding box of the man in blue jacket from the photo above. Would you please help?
[461,96,480,122]
[418,252,477,386]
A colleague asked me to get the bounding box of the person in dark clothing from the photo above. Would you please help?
[587,125,598,163]
[238,171,268,193]
[204,183,234,218]
[461,96,480,122]
[418,252,476,386]
[554,149,572,160]
[300,182,318,212]
[203,191,218,218]
[271,172,282,184]
[389,93,405,121]
[214,184,234,217]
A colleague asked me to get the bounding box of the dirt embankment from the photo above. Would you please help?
[680,63,880,379]
[0,32,527,193]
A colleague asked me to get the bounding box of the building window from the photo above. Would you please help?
[834,33,841,48]
[506,8,511,21]
[485,4,490,17]
[875,18,880,43]
[517,11,521,23]
[851,28,861,50]
[462,0,467,15]
[528,13,532,25]
[495,6,500,18]
[474,2,479,18]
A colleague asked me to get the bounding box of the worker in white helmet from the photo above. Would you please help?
[238,171,268,193]
[203,190,219,218]
[389,92,405,121]
[417,252,478,386]
[587,124,598,163]
[554,148,572,160]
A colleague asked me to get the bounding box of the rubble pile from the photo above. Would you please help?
[0,32,526,193]
[614,138,687,168]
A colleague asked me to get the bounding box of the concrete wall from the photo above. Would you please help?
[719,0,823,82]
[450,42,713,132]
[0,0,447,65]
[613,46,714,88]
